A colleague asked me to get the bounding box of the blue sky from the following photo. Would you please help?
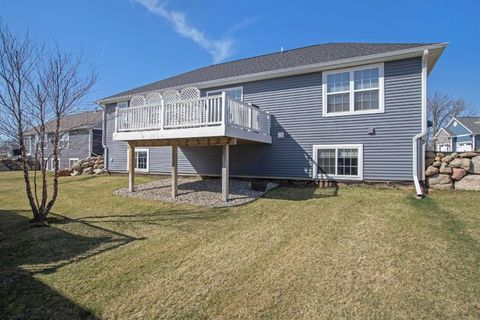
[1,0,479,112]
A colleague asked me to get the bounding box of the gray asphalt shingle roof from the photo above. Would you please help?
[25,110,102,135]
[457,117,480,134]
[100,42,435,102]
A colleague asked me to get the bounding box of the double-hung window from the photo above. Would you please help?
[313,144,363,180]
[69,158,79,167]
[323,64,384,116]
[206,86,243,101]
[127,148,149,172]
[59,132,69,149]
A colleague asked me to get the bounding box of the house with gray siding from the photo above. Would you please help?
[25,111,103,170]
[434,117,480,152]
[97,43,447,199]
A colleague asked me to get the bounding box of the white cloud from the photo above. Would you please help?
[133,0,233,63]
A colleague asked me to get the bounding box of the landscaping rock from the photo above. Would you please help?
[441,155,454,164]
[439,162,452,174]
[434,156,441,161]
[470,156,480,174]
[459,152,479,158]
[432,161,442,168]
[72,170,82,176]
[83,167,93,175]
[425,151,436,159]
[425,166,439,176]
[81,162,90,168]
[449,158,471,171]
[455,175,480,191]
[57,169,70,177]
[428,174,453,190]
[425,158,435,167]
[451,168,467,181]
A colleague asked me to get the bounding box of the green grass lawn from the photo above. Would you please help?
[1,171,479,319]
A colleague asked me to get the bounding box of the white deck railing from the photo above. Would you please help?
[116,93,271,136]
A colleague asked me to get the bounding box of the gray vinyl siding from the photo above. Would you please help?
[43,129,91,169]
[105,57,422,181]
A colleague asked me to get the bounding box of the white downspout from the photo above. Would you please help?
[99,103,109,171]
[412,49,428,198]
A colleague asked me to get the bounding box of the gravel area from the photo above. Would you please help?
[113,177,277,207]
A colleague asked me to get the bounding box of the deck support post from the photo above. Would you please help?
[222,144,229,202]
[172,145,178,198]
[128,142,135,192]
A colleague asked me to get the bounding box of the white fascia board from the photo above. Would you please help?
[113,126,272,144]
[433,127,451,139]
[96,43,448,105]
[445,117,474,134]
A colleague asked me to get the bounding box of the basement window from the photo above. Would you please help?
[313,144,363,180]
[127,148,149,172]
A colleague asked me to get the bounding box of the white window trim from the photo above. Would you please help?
[312,144,364,180]
[69,158,79,167]
[436,143,451,152]
[50,158,60,171]
[126,148,149,172]
[206,86,244,101]
[456,141,473,152]
[60,132,69,149]
[322,63,384,117]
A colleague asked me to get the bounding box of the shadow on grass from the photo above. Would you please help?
[57,207,229,231]
[0,209,144,320]
[263,185,339,201]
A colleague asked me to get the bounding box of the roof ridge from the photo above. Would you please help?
[202,42,433,68]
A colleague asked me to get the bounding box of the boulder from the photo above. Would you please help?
[93,168,104,175]
[57,169,70,177]
[425,166,439,176]
[449,158,471,171]
[83,167,93,175]
[441,155,454,164]
[425,151,436,159]
[81,162,90,169]
[455,175,480,191]
[72,170,82,176]
[439,162,452,174]
[451,168,467,181]
[459,152,479,158]
[98,164,104,170]
[432,161,442,168]
[436,153,445,158]
[470,156,480,174]
[428,174,453,190]
[0,162,9,171]
[425,158,435,167]
[434,156,441,161]
[451,152,458,158]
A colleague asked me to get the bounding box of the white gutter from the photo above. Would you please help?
[412,49,428,198]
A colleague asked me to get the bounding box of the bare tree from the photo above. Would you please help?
[428,92,477,149]
[0,23,96,224]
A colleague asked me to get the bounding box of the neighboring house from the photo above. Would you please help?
[24,111,103,170]
[97,42,447,199]
[434,117,480,152]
